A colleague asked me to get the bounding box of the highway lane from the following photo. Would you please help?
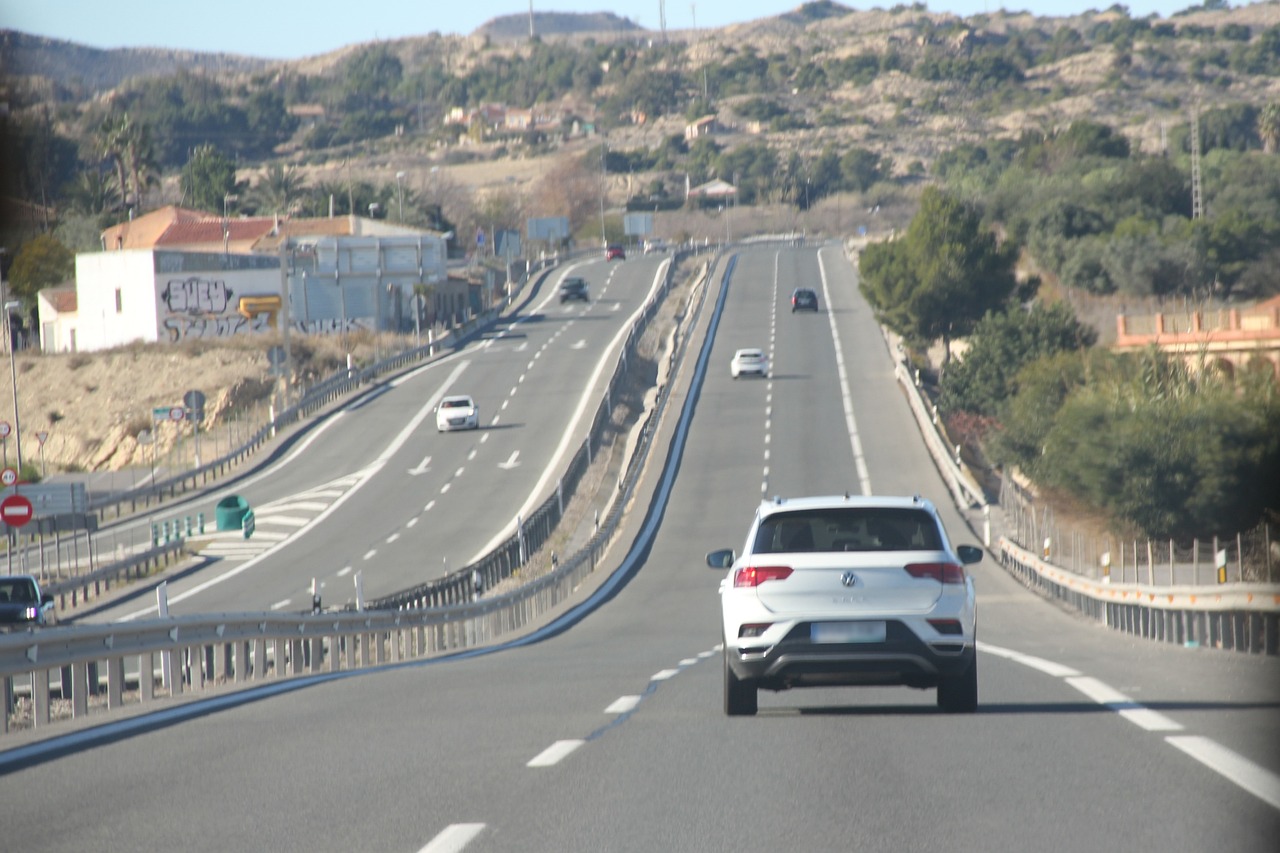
[90,255,672,618]
[3,245,1277,852]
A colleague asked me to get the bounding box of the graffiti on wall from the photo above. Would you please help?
[160,276,284,343]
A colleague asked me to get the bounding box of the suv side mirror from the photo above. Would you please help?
[706,548,735,569]
[957,544,984,565]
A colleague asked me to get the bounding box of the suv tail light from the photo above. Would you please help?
[904,562,966,584]
[734,565,793,587]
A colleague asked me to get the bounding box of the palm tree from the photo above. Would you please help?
[66,168,122,218]
[252,162,308,216]
[122,120,158,209]
[1258,103,1280,154]
[96,113,130,211]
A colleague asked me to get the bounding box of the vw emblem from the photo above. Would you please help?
[840,572,858,588]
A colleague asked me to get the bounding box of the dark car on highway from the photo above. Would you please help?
[559,277,590,303]
[0,575,56,630]
[791,288,819,312]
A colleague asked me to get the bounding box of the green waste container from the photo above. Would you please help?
[215,495,251,531]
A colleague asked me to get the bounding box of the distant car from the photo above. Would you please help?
[730,348,769,379]
[643,239,668,254]
[791,288,819,312]
[707,494,983,716]
[605,245,626,261]
[436,395,479,432]
[0,574,56,631]
[559,277,590,303]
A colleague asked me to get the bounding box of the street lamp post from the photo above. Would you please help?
[396,171,406,221]
[0,248,23,475]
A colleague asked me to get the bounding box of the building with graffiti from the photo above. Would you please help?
[39,207,454,353]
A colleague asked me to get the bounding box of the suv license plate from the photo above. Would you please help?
[811,622,886,644]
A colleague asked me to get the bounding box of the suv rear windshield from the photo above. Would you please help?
[752,508,942,553]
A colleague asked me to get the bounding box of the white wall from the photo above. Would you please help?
[75,250,162,351]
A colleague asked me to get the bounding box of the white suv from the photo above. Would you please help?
[707,494,982,716]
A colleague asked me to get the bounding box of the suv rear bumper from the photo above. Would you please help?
[727,620,974,691]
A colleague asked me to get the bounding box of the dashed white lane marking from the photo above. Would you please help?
[424,500,436,512]
[270,599,291,610]
[337,566,352,577]
[980,640,1280,811]
[527,739,584,767]
[407,517,418,528]
[362,549,377,560]
[440,483,451,494]
[1167,736,1280,811]
[606,696,641,714]
[1066,676,1183,732]
[418,823,486,853]
[651,669,679,681]
[386,533,400,544]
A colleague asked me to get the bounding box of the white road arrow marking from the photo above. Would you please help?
[408,455,432,475]
[498,451,521,470]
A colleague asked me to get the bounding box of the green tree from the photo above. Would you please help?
[6,234,74,304]
[938,302,1096,418]
[181,144,237,213]
[1258,103,1280,153]
[860,187,1018,363]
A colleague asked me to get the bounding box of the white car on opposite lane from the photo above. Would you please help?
[436,395,479,431]
[730,348,769,379]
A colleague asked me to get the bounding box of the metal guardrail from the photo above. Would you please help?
[999,537,1280,655]
[0,246,716,738]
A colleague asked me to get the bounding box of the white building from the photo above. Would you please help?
[40,207,451,353]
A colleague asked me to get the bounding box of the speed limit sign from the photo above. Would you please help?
[0,467,16,487]
[0,421,10,438]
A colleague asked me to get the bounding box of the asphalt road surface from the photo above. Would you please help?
[2,245,1277,853]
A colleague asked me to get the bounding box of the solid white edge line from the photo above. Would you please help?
[527,739,585,767]
[1166,736,1280,811]
[976,641,1081,678]
[816,249,872,495]
[417,823,486,853]
[1067,677,1183,732]
[468,258,674,562]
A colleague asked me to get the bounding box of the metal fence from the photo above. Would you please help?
[1000,478,1277,586]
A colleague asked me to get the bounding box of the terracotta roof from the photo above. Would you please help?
[44,286,77,313]
[157,218,277,248]
[100,205,211,250]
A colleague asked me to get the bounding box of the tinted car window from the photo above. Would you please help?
[752,508,943,553]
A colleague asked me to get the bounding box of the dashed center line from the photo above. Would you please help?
[527,740,584,767]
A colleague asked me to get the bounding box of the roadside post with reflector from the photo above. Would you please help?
[1216,549,1228,585]
[1101,551,1111,582]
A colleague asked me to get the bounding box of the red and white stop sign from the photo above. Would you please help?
[0,494,33,527]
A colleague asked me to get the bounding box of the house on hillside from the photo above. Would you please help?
[1114,295,1280,380]
[684,115,721,141]
[686,178,737,207]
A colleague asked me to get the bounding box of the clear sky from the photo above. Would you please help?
[0,1,1216,60]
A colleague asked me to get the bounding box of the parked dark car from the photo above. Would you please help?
[0,575,56,630]
[559,277,590,303]
[791,288,819,312]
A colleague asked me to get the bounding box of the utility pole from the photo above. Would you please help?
[529,1,535,40]
[659,0,667,42]
[1190,104,1203,221]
